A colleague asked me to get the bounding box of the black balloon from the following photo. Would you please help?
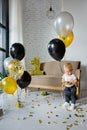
[10,43,25,60]
[17,71,31,89]
[48,38,66,61]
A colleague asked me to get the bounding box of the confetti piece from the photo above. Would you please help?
[56,115,59,117]
[82,119,85,122]
[75,120,79,122]
[48,122,51,124]
[75,107,84,112]
[47,100,50,103]
[66,127,70,130]
[66,117,70,119]
[38,120,42,124]
[15,101,23,108]
[31,106,35,108]
[48,103,51,106]
[74,113,85,118]
[30,112,34,114]
[48,116,51,118]
[46,112,49,114]
[69,114,71,117]
[62,121,67,124]
[53,121,57,124]
[74,122,79,125]
[29,114,33,117]
[41,91,48,96]
[23,117,27,120]
[80,120,85,124]
[67,124,73,127]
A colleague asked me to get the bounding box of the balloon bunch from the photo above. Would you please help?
[48,11,74,61]
[0,43,31,95]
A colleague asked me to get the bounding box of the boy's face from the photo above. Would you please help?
[65,68,72,75]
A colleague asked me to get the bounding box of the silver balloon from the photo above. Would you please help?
[54,11,74,38]
[4,57,12,75]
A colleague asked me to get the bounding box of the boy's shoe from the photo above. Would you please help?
[62,102,69,110]
[69,103,75,110]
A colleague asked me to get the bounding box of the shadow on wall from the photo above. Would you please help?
[80,65,87,98]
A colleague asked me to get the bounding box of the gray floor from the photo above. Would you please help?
[0,89,87,130]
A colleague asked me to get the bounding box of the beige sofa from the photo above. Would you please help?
[29,60,81,97]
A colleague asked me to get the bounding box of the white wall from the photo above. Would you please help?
[22,0,62,69]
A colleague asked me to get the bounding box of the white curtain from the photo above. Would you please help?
[9,0,23,46]
[9,0,25,68]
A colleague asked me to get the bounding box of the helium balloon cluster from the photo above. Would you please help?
[0,43,31,95]
[48,11,74,61]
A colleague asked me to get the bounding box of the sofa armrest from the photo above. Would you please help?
[75,69,81,80]
[75,69,81,98]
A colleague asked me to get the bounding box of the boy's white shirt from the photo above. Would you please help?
[62,74,76,87]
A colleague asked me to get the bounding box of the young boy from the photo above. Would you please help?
[62,63,77,110]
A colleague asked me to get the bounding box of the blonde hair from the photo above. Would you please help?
[64,63,73,71]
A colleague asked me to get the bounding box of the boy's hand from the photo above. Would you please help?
[65,81,72,85]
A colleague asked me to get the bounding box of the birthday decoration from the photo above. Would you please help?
[10,43,25,60]
[58,32,74,47]
[7,59,24,80]
[1,43,31,97]
[4,57,12,75]
[17,71,31,89]
[29,57,44,75]
[54,11,74,38]
[48,11,74,60]
[1,77,17,94]
[48,38,66,61]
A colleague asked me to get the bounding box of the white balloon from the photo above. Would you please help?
[54,11,74,38]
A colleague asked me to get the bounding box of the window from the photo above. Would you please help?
[0,0,9,77]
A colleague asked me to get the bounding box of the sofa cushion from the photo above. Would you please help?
[30,75,62,86]
[41,61,63,76]
[40,60,80,76]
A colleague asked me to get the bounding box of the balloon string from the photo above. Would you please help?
[59,61,64,101]
[59,61,64,75]
[17,86,20,101]
[63,55,66,60]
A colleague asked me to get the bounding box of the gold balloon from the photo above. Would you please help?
[64,32,74,47]
[58,32,74,47]
[1,77,17,94]
[8,59,24,80]
[57,35,65,43]
[0,81,2,88]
